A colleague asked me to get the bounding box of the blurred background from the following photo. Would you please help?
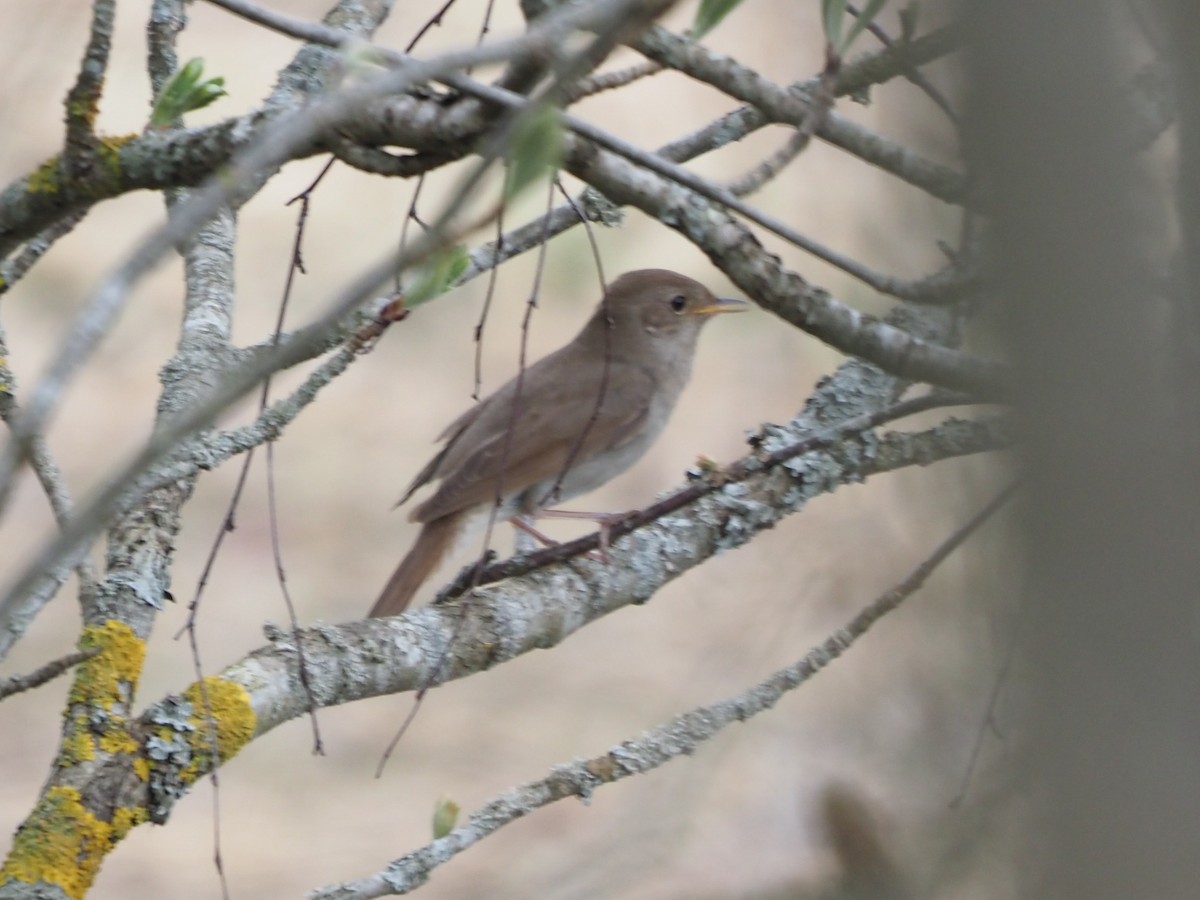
[0,1,1015,897]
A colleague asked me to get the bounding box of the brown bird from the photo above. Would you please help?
[369,269,745,617]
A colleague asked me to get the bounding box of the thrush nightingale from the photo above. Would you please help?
[369,269,745,616]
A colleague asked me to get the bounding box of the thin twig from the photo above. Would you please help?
[469,0,497,76]
[0,648,99,701]
[268,178,325,754]
[396,175,427,294]
[63,0,116,162]
[726,47,840,197]
[541,176,611,505]
[183,616,231,900]
[405,0,460,54]
[563,59,664,102]
[0,211,89,296]
[0,337,97,616]
[375,177,559,778]
[950,592,1025,809]
[472,199,504,399]
[556,177,608,290]
[846,2,959,123]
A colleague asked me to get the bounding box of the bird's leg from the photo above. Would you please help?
[534,509,629,562]
[511,515,558,553]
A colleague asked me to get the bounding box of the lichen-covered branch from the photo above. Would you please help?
[0,183,242,900]
[3,411,1004,891]
[311,482,1016,899]
[133,412,1009,811]
[0,403,991,898]
[63,0,117,165]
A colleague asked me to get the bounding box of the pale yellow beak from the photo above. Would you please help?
[690,296,748,316]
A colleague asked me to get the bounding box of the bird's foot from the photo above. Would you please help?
[530,508,629,562]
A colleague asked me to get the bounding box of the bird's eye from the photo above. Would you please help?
[669,294,687,314]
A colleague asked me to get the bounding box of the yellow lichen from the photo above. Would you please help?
[70,621,145,712]
[177,677,256,783]
[26,156,61,195]
[93,133,135,186]
[97,132,136,153]
[0,786,116,900]
[3,624,161,895]
[57,715,95,766]
[97,728,138,757]
[110,806,146,839]
[58,620,148,783]
[131,757,151,782]
[66,93,100,130]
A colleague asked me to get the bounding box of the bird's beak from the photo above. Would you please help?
[689,296,748,316]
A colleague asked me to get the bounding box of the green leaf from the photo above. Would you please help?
[841,0,889,52]
[691,0,744,39]
[821,0,847,49]
[432,796,460,839]
[150,58,227,128]
[405,245,470,309]
[504,104,564,201]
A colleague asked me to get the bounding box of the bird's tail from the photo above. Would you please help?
[369,514,462,617]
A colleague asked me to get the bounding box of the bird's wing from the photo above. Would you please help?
[393,401,485,508]
[412,358,657,522]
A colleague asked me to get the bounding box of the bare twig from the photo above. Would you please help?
[265,179,325,754]
[63,0,116,162]
[0,326,97,603]
[375,177,559,778]
[846,2,959,122]
[563,59,664,102]
[541,177,611,504]
[727,48,840,197]
[472,197,503,399]
[0,211,89,296]
[0,648,100,701]
[405,0,460,53]
[950,593,1024,809]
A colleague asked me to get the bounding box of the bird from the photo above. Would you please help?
[368,268,745,617]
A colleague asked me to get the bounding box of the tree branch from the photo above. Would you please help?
[563,135,1005,396]
[0,648,100,702]
[63,0,116,164]
[630,23,969,205]
[311,481,1017,898]
[128,413,1008,818]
